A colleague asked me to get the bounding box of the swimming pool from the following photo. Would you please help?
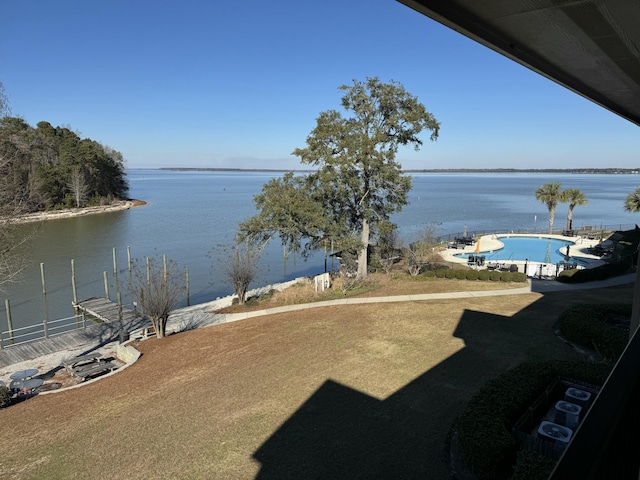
[455,236,575,263]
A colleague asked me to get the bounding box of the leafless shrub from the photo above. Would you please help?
[128,255,186,338]
[215,241,262,305]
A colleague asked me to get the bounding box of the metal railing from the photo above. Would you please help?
[0,314,88,349]
[436,223,636,243]
[0,300,139,350]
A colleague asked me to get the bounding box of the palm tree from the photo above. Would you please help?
[624,187,640,213]
[535,182,562,234]
[561,188,588,231]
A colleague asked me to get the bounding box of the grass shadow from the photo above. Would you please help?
[254,284,633,478]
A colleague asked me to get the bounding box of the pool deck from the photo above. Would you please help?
[441,233,606,268]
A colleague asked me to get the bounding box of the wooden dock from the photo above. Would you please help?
[73,297,138,325]
[0,298,147,367]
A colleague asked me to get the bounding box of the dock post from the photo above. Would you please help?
[186,267,190,306]
[104,271,110,300]
[283,244,288,277]
[71,259,78,305]
[113,247,120,300]
[4,299,14,346]
[163,254,168,285]
[41,263,49,338]
[127,246,132,271]
[117,291,123,323]
[331,239,335,272]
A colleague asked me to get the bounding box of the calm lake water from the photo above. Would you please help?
[2,170,640,330]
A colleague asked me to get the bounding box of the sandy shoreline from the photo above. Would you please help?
[11,199,147,224]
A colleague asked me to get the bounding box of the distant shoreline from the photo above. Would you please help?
[156,167,640,175]
[12,199,147,224]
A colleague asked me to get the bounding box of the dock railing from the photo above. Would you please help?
[0,314,87,349]
[0,300,139,350]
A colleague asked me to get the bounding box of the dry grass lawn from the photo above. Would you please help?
[0,276,633,479]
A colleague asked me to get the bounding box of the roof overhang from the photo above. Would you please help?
[398,0,640,126]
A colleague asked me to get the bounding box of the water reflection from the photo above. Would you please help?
[544,240,552,263]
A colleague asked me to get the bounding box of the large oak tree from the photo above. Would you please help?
[241,78,439,279]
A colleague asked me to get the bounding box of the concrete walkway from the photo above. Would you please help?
[164,273,637,333]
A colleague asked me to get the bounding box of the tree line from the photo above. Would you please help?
[0,116,128,212]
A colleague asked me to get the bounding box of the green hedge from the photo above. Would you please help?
[466,270,479,281]
[457,360,611,480]
[557,261,631,283]
[421,269,527,283]
[445,269,458,279]
[512,272,527,282]
[557,304,630,360]
[489,271,502,281]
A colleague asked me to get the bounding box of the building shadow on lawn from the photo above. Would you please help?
[253,285,633,479]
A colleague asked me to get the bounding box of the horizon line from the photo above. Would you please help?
[128,167,640,174]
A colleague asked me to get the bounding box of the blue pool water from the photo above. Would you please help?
[456,236,574,263]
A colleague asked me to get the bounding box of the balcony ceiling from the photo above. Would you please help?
[398,0,640,126]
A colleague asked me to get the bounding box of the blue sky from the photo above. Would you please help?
[2,0,639,170]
